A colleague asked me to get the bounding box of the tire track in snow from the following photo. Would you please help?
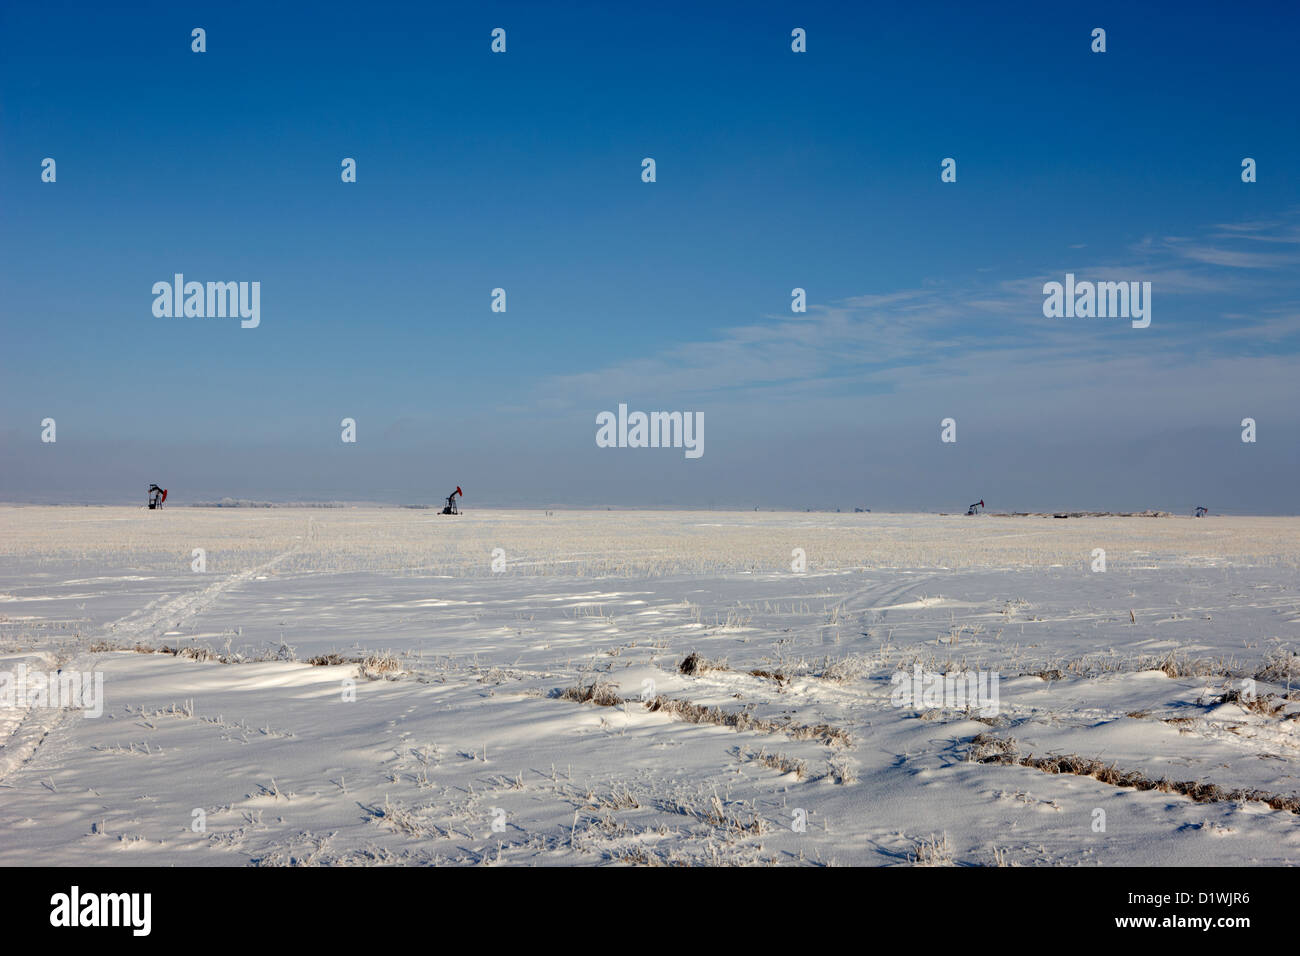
[102,547,301,647]
[827,573,937,625]
[0,547,301,784]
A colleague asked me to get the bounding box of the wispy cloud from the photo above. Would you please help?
[532,214,1300,417]
[1210,216,1300,244]
[1171,244,1299,269]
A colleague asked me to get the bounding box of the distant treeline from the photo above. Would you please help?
[939,510,1174,518]
[190,499,349,509]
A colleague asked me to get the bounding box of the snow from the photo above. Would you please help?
[0,506,1297,866]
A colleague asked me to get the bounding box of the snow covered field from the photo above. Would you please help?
[1,506,1298,866]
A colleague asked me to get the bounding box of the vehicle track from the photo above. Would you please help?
[0,547,301,784]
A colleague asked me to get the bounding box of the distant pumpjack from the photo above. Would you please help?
[966,499,985,515]
[147,484,168,510]
[1194,505,1208,518]
[441,486,463,515]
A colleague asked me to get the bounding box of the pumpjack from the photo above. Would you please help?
[148,484,168,510]
[966,499,985,515]
[441,486,463,515]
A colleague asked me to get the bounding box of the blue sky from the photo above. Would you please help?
[2,1,1298,511]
